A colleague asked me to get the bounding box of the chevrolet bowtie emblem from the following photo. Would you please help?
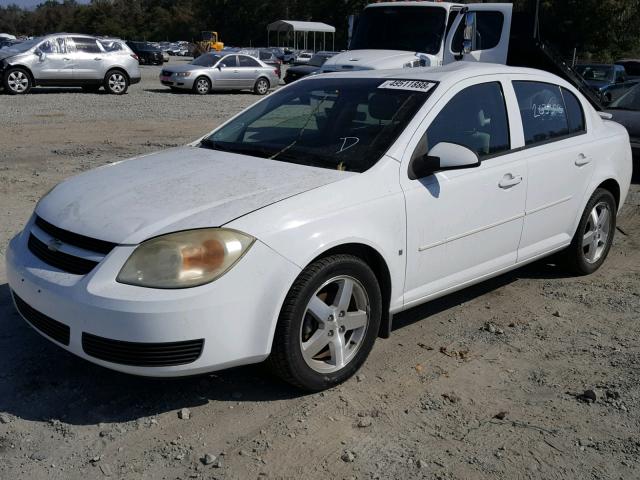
[47,238,63,252]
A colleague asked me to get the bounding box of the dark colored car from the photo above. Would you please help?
[265,47,296,64]
[126,41,164,65]
[238,48,281,78]
[284,52,337,84]
[576,63,636,104]
[616,59,640,81]
[606,83,640,163]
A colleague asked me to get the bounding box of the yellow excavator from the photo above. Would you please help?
[194,31,224,57]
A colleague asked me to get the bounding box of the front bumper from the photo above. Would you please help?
[160,75,195,90]
[6,226,300,377]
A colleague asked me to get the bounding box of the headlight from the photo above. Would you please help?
[117,229,255,289]
[176,72,191,77]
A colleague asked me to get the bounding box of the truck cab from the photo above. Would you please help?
[322,1,512,72]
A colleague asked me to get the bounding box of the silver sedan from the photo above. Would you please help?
[159,53,279,95]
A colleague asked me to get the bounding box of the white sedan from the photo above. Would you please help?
[6,64,633,391]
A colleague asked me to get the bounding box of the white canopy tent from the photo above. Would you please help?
[267,20,336,52]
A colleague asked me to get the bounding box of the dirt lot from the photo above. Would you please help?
[1,59,639,480]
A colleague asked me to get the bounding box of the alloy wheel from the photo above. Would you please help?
[300,275,370,373]
[108,73,126,94]
[196,78,209,94]
[7,71,29,93]
[256,79,269,95]
[582,201,611,264]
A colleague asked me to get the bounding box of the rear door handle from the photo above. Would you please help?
[63,58,71,61]
[94,57,102,61]
[575,153,591,166]
[499,174,523,189]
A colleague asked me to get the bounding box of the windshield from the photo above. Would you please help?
[201,77,434,173]
[609,84,640,111]
[577,65,614,82]
[350,6,447,54]
[191,53,221,67]
[3,37,40,53]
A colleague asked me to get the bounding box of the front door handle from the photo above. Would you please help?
[94,57,102,61]
[575,153,591,166]
[499,174,523,189]
[63,57,71,61]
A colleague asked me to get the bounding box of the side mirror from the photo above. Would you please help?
[408,142,480,180]
[462,12,476,54]
[216,63,225,70]
[35,48,45,61]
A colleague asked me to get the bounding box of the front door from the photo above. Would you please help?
[214,55,240,89]
[401,79,527,306]
[31,36,73,82]
[443,3,513,65]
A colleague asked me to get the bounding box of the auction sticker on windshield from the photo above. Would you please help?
[378,80,436,92]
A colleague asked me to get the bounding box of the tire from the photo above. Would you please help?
[4,67,32,95]
[253,77,270,95]
[193,76,211,95]
[269,254,382,391]
[104,70,129,95]
[565,188,616,275]
[82,85,101,93]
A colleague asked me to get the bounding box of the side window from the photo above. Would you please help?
[423,82,510,158]
[38,39,60,54]
[239,55,260,67]
[452,11,504,52]
[513,81,569,145]
[221,55,238,68]
[561,88,586,134]
[72,37,102,54]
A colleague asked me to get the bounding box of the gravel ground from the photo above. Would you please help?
[0,58,639,480]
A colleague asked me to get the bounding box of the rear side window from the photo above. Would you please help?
[239,55,260,67]
[424,82,510,158]
[513,81,569,145]
[73,37,101,54]
[452,11,504,52]
[561,88,586,134]
[220,55,238,67]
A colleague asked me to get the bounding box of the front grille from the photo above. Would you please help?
[82,333,204,367]
[35,216,116,255]
[28,234,98,275]
[13,293,70,346]
[161,70,173,77]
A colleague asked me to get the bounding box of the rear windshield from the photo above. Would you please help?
[201,77,435,173]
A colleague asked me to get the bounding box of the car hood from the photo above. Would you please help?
[606,109,640,140]
[0,49,21,61]
[36,146,353,245]
[321,50,430,72]
[288,65,320,74]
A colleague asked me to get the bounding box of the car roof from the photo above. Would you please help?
[315,62,565,85]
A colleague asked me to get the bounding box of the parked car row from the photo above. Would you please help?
[284,51,339,84]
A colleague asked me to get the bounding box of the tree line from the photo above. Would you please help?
[0,0,638,60]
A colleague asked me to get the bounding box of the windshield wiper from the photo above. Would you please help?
[200,138,273,159]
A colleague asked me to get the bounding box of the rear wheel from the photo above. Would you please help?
[253,77,270,95]
[269,254,382,391]
[4,67,31,95]
[193,76,211,95]
[104,70,129,95]
[565,188,616,275]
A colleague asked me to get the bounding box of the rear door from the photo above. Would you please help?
[508,79,595,261]
[70,37,105,81]
[237,55,261,88]
[443,3,512,65]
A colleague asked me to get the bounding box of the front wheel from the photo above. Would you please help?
[104,70,129,95]
[193,76,211,95]
[269,254,382,391]
[565,188,616,275]
[4,67,32,95]
[253,77,270,95]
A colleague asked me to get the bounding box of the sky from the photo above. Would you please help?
[0,0,90,8]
